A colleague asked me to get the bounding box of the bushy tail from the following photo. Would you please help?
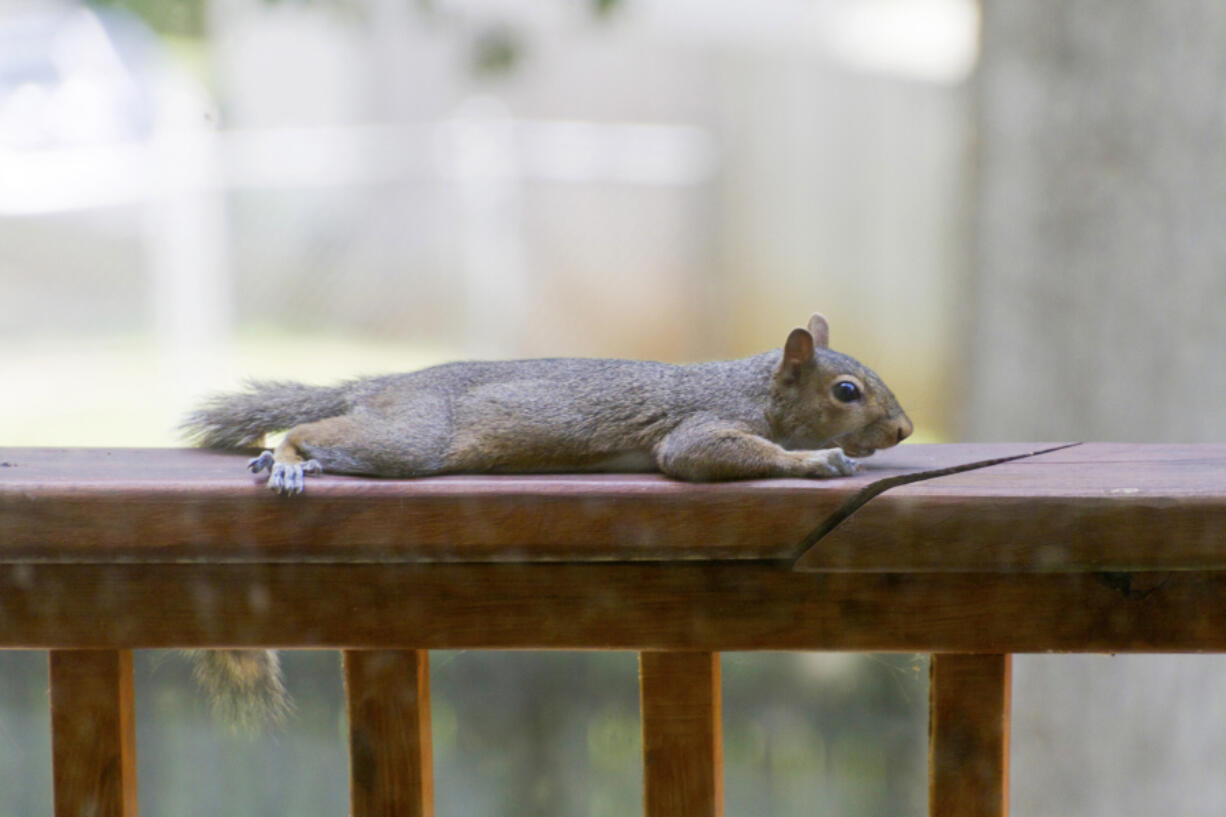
[181,380,351,449]
[183,649,291,731]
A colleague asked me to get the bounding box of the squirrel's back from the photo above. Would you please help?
[183,355,778,457]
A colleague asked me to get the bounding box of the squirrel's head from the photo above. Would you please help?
[768,313,912,458]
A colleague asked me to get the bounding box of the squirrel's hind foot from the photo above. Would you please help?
[248,451,322,495]
[247,451,275,473]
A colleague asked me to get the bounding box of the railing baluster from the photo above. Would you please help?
[49,649,138,817]
[344,649,434,817]
[639,651,723,817]
[929,653,1012,817]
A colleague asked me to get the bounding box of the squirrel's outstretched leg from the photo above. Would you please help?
[655,418,857,481]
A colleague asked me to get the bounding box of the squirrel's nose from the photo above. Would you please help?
[895,415,913,443]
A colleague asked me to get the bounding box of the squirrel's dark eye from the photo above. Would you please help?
[832,380,862,403]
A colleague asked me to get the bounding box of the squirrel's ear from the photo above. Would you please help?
[807,313,830,348]
[782,328,816,370]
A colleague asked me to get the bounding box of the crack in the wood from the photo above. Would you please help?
[1095,571,1172,601]
[790,442,1083,566]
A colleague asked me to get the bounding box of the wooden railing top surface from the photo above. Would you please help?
[2,443,1224,571]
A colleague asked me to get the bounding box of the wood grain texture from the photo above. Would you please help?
[930,654,1011,817]
[795,443,1226,572]
[640,652,722,817]
[0,444,1062,563]
[8,563,1226,652]
[49,650,138,817]
[345,650,434,817]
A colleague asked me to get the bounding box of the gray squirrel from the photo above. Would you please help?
[181,313,912,723]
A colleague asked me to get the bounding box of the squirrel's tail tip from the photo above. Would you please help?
[183,649,292,732]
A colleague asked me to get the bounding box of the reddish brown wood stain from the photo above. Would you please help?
[0,443,1064,562]
[930,655,1011,817]
[49,650,138,817]
[6,563,1226,652]
[345,650,433,817]
[9,443,1226,817]
[795,443,1226,571]
[640,652,722,817]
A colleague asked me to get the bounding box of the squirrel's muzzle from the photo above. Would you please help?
[837,412,913,458]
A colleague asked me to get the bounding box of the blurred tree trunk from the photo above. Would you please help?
[968,1,1226,442]
[971,3,1226,816]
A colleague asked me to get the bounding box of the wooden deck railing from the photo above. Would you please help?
[3,442,1224,817]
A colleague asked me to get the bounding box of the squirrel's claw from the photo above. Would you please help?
[268,462,301,494]
[266,459,323,495]
[248,451,322,494]
[248,451,275,473]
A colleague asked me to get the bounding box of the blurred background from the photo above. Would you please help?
[1,0,1224,815]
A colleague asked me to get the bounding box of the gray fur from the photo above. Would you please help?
[182,348,910,480]
[180,380,352,449]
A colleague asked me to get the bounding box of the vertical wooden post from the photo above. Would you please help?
[929,653,1011,817]
[639,651,723,817]
[49,649,139,817]
[344,649,434,817]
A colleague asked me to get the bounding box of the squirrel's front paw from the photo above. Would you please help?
[803,448,858,478]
